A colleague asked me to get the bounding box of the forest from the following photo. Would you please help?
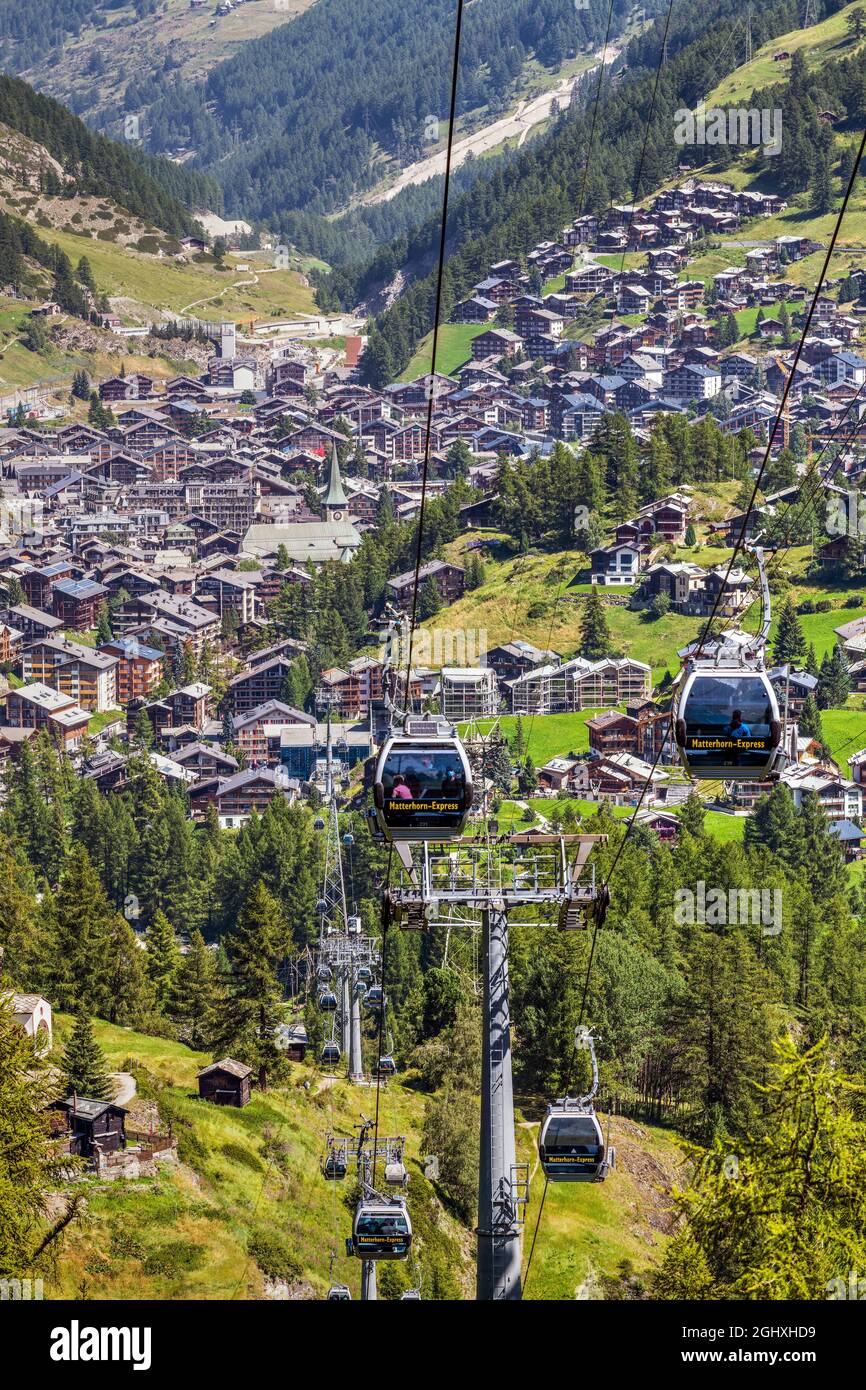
[122,0,635,220]
[0,73,213,234]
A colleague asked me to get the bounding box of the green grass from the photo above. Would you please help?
[88,708,124,736]
[733,302,802,337]
[399,322,491,380]
[515,1111,682,1299]
[708,2,866,109]
[817,707,866,769]
[701,810,747,842]
[464,712,615,767]
[424,547,708,683]
[30,228,316,325]
[50,1017,472,1302]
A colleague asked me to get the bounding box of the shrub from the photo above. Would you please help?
[527,601,547,619]
[845,595,863,608]
[220,1141,265,1171]
[815,599,832,612]
[798,599,815,614]
[142,1240,205,1277]
[248,1230,303,1283]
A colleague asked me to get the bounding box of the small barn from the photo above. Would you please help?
[50,1096,127,1157]
[198,1058,253,1108]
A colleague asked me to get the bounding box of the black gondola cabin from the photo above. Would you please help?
[674,669,782,780]
[373,724,472,842]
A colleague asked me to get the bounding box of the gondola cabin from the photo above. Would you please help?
[318,989,338,1012]
[327,1284,352,1301]
[538,1105,612,1182]
[373,721,472,842]
[674,669,782,780]
[323,1150,348,1181]
[321,1041,341,1066]
[364,986,385,1013]
[350,1199,412,1260]
[375,1054,397,1077]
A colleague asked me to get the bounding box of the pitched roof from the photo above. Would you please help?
[198,1058,253,1080]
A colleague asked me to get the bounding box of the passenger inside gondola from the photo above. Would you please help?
[682,675,774,773]
[381,751,467,825]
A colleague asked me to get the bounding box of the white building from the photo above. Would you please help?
[9,993,53,1053]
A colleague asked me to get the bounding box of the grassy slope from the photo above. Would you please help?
[682,4,866,263]
[516,1110,683,1299]
[31,230,315,324]
[51,1017,473,1302]
[400,322,491,380]
[708,3,866,108]
[48,1018,681,1302]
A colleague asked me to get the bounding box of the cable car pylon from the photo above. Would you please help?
[313,707,376,1083]
[374,692,608,1298]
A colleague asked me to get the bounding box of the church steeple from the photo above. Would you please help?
[323,442,348,521]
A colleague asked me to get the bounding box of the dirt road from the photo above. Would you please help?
[361,78,579,206]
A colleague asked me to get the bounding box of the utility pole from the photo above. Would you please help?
[745,8,752,64]
[477,904,522,1301]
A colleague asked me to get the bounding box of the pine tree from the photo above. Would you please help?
[0,1002,75,1277]
[214,883,288,1090]
[465,553,486,590]
[684,523,697,547]
[772,597,806,666]
[679,790,706,837]
[810,143,834,215]
[60,1013,113,1100]
[418,576,442,620]
[96,602,112,645]
[798,691,824,743]
[578,587,611,660]
[653,1038,866,1299]
[818,643,851,708]
[132,707,154,750]
[171,929,221,1050]
[145,910,180,1011]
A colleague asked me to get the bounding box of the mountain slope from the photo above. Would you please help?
[3,0,316,107]
[50,1016,473,1302]
[0,73,213,236]
[346,0,860,384]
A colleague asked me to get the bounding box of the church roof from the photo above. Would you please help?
[323,442,348,508]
